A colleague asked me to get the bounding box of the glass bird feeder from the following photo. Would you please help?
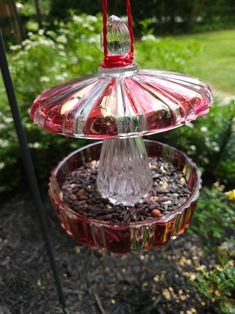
[30,0,213,253]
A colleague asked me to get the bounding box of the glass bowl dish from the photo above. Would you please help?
[49,140,201,254]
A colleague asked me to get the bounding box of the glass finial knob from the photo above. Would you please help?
[101,15,131,56]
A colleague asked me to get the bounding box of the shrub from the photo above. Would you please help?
[155,102,235,185]
[190,187,235,247]
[215,116,235,187]
[48,0,235,35]
[189,187,235,313]
[135,35,200,73]
[0,14,102,192]
[193,260,235,314]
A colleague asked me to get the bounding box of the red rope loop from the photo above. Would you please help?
[100,0,135,68]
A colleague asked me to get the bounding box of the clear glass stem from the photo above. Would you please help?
[97,137,153,206]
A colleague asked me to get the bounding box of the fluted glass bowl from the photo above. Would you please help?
[49,140,201,254]
[31,69,213,139]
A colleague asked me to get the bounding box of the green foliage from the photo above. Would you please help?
[139,18,154,36]
[19,2,36,17]
[48,0,235,34]
[193,260,235,314]
[190,187,235,247]
[215,117,235,186]
[0,15,102,192]
[136,36,199,73]
[0,111,20,192]
[17,0,51,17]
[155,102,235,185]
[8,14,102,104]
[189,187,235,313]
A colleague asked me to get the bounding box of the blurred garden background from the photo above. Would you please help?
[0,1,234,313]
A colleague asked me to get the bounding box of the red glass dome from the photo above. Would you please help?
[31,67,213,139]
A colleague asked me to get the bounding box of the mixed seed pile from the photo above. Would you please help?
[61,159,191,223]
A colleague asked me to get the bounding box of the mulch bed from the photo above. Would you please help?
[61,159,191,222]
[0,195,220,314]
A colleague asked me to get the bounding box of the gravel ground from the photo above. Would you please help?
[0,194,220,314]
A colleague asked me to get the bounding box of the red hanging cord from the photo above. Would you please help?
[100,0,135,68]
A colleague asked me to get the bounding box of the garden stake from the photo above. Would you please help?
[0,32,66,312]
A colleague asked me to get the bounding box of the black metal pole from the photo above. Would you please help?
[0,32,66,312]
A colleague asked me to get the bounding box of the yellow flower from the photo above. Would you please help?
[225,189,235,201]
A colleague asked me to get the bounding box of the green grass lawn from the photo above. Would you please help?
[177,30,235,95]
[137,30,235,95]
